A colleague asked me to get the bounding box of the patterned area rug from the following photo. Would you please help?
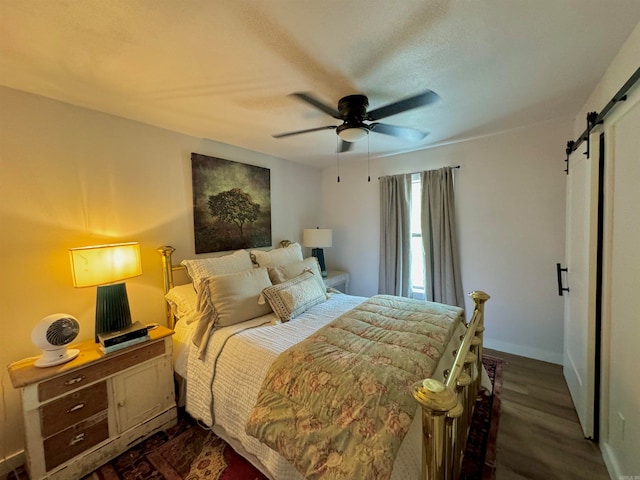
[10,356,502,480]
[461,354,504,480]
[84,418,267,480]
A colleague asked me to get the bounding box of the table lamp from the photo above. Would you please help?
[302,228,332,277]
[69,242,142,342]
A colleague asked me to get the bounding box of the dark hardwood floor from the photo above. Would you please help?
[485,349,610,480]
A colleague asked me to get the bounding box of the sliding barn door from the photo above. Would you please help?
[600,88,640,472]
[563,134,600,439]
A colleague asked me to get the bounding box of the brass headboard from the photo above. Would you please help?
[157,246,186,328]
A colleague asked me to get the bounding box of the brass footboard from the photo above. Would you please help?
[413,291,490,480]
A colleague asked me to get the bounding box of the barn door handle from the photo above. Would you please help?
[556,263,570,296]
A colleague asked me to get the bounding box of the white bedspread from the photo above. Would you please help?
[172,316,195,378]
[185,293,468,480]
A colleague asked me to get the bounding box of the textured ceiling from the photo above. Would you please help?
[1,0,639,168]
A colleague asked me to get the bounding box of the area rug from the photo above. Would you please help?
[10,356,503,480]
[460,354,504,480]
[83,418,267,480]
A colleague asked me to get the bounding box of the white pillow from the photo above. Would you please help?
[267,257,327,298]
[181,249,253,293]
[202,267,273,327]
[164,284,198,323]
[251,242,303,268]
[261,271,327,322]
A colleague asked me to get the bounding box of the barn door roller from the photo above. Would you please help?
[563,66,639,173]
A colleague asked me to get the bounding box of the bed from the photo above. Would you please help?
[158,243,490,480]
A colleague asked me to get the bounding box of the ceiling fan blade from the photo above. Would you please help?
[339,140,353,153]
[273,125,336,138]
[369,123,428,142]
[291,92,341,119]
[366,90,440,121]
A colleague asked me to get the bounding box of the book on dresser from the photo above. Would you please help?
[99,334,150,354]
[98,321,149,352]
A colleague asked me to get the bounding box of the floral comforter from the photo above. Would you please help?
[245,294,463,480]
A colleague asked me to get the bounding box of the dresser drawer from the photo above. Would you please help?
[40,381,108,438]
[38,341,165,402]
[43,411,109,471]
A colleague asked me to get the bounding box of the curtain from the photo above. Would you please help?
[378,174,412,296]
[421,167,464,307]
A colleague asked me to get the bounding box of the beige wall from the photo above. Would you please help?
[321,118,571,365]
[0,86,322,473]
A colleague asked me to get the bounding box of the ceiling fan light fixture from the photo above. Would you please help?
[337,125,369,142]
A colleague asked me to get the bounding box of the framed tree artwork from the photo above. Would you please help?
[191,153,271,253]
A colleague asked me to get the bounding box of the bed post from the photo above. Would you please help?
[414,290,490,480]
[413,379,459,480]
[157,246,176,327]
[469,291,489,396]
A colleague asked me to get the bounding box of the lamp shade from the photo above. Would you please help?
[302,229,333,248]
[69,242,142,287]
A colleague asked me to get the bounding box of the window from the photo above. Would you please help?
[410,174,425,299]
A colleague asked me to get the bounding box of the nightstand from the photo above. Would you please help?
[324,270,350,293]
[8,326,177,480]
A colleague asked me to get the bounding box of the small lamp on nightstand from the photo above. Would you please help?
[69,242,142,342]
[302,228,332,277]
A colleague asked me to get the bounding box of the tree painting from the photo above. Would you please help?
[191,153,271,253]
[207,188,260,241]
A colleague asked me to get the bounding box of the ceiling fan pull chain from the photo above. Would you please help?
[336,137,341,183]
[367,134,371,182]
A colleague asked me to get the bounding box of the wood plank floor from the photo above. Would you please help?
[485,349,610,480]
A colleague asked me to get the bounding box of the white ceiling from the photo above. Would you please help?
[1,1,639,169]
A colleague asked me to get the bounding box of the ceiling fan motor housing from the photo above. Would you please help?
[337,95,371,140]
[338,95,369,123]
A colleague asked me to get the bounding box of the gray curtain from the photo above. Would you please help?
[421,167,464,307]
[378,174,412,296]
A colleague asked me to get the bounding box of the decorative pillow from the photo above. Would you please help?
[268,257,327,298]
[202,267,273,328]
[261,271,327,322]
[181,249,253,293]
[164,284,198,323]
[251,242,303,268]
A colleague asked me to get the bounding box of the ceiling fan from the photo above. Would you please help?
[273,90,440,152]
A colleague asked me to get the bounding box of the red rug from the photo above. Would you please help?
[461,354,504,480]
[10,356,502,480]
[85,418,267,480]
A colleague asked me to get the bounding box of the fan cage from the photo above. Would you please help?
[46,317,80,346]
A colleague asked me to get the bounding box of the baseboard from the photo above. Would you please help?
[600,441,620,480]
[484,338,563,365]
[0,450,24,480]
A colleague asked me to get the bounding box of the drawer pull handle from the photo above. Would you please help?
[64,375,86,386]
[69,433,85,446]
[67,403,85,413]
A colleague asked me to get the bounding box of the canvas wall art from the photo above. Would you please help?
[191,153,271,253]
